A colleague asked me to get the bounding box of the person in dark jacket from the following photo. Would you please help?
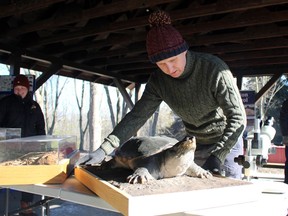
[280,99,288,184]
[0,74,45,216]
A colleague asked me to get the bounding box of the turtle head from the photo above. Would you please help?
[182,136,196,150]
[170,136,196,155]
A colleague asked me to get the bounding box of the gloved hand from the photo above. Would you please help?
[202,155,222,175]
[77,135,120,166]
[75,148,106,166]
[86,148,106,165]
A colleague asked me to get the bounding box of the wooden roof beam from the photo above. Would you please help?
[26,0,288,47]
[0,0,65,18]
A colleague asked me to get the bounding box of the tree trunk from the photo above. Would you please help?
[104,86,116,128]
[89,83,102,151]
[75,80,85,151]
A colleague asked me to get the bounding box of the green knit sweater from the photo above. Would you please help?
[107,50,246,163]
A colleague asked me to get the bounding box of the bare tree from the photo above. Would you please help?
[104,86,132,125]
[88,83,102,151]
[74,80,89,151]
[24,69,44,107]
[104,86,116,128]
[46,76,68,135]
[116,90,121,124]
[244,76,286,121]
[121,89,132,118]
[18,70,69,135]
[43,82,49,133]
[258,77,286,119]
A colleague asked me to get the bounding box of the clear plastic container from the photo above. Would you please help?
[0,128,21,140]
[0,135,77,165]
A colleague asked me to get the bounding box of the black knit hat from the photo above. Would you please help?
[13,74,30,90]
[146,10,189,63]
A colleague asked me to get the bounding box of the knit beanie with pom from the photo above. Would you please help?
[146,10,189,63]
[13,74,30,90]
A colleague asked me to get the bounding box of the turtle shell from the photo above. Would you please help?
[114,136,179,160]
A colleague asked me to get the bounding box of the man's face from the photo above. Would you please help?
[14,85,28,99]
[156,51,187,78]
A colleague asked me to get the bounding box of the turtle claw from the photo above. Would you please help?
[186,163,213,179]
[127,175,146,184]
[198,170,213,179]
[127,168,155,184]
[126,175,140,184]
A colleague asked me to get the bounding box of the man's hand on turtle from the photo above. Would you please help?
[86,148,106,165]
[76,148,106,166]
[77,135,120,166]
[202,155,222,176]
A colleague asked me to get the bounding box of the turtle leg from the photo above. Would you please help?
[185,162,212,178]
[127,167,156,184]
[98,158,120,170]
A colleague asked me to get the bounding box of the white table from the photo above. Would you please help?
[1,175,288,216]
[1,175,117,215]
[182,180,288,216]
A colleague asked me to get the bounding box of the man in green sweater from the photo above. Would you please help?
[88,10,247,179]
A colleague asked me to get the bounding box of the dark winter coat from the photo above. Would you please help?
[0,93,46,137]
[280,99,288,139]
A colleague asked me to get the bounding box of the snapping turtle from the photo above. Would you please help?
[100,136,212,184]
